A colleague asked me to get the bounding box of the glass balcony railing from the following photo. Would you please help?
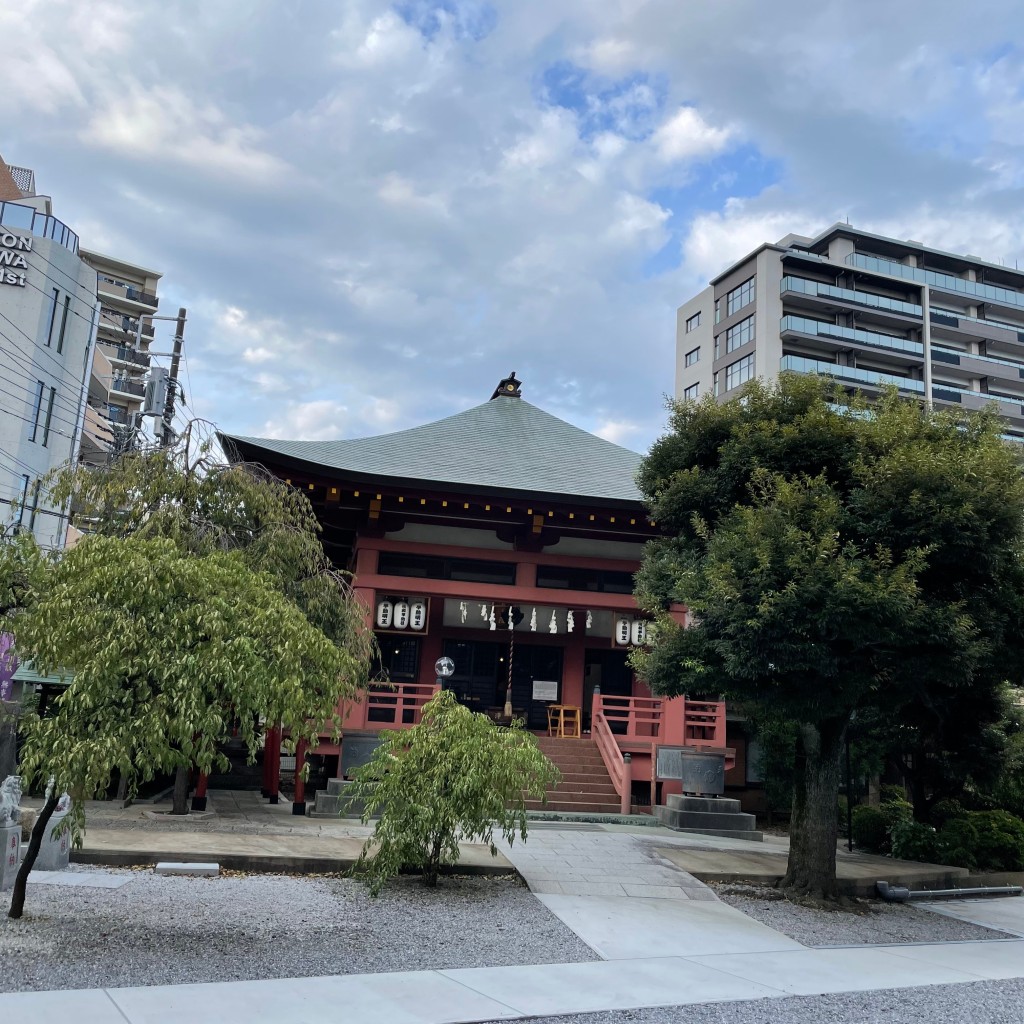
[781,354,925,393]
[0,200,79,253]
[782,276,922,317]
[932,345,1024,375]
[780,315,923,356]
[931,307,1024,339]
[847,253,1024,309]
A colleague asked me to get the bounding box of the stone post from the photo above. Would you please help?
[0,824,19,891]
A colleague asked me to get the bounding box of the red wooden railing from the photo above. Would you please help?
[342,682,440,731]
[591,695,731,812]
[592,705,632,814]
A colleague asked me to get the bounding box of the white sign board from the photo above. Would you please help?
[532,679,558,702]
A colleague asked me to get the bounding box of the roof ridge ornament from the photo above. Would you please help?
[491,371,522,400]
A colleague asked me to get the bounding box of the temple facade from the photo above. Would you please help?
[223,375,741,816]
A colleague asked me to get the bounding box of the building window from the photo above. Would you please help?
[28,380,44,442]
[683,383,699,400]
[725,353,755,392]
[536,565,634,594]
[377,551,516,586]
[28,480,41,530]
[726,276,755,316]
[713,371,720,397]
[714,299,721,324]
[685,347,700,367]
[15,476,29,526]
[685,312,702,333]
[56,295,71,353]
[372,636,421,682]
[41,387,56,447]
[45,289,60,346]
[725,314,755,353]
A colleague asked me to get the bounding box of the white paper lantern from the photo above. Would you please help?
[615,616,632,646]
[393,600,410,630]
[376,599,393,629]
[630,619,647,646]
[409,598,427,631]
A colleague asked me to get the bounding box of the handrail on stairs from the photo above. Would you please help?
[592,698,632,814]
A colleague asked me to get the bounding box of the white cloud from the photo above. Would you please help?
[595,418,642,446]
[242,346,276,364]
[85,81,289,185]
[652,106,733,163]
[263,400,350,441]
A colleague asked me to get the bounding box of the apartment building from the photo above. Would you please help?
[0,156,100,546]
[676,223,1024,441]
[79,249,161,455]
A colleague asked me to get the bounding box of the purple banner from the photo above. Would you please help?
[0,633,16,702]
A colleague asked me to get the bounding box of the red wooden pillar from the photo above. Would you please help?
[261,726,272,797]
[292,737,307,816]
[191,772,209,812]
[268,725,281,804]
[562,624,586,714]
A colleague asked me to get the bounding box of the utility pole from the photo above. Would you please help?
[160,307,187,448]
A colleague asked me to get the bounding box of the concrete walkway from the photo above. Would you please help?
[6,825,1024,1023]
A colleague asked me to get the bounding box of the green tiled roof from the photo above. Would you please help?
[11,662,73,687]
[222,395,644,505]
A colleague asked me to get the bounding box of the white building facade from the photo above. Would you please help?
[0,168,99,548]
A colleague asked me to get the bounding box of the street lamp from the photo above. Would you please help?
[434,656,455,690]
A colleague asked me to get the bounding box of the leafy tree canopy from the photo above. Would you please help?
[16,535,367,805]
[634,375,1024,897]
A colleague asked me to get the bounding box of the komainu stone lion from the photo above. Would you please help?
[0,775,22,827]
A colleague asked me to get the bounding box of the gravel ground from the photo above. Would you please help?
[478,979,1024,1024]
[0,867,597,992]
[710,883,1011,946]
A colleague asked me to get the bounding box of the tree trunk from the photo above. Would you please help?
[8,794,58,919]
[423,835,443,887]
[780,718,848,900]
[171,765,190,815]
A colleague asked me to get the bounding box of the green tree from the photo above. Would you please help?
[9,535,369,918]
[634,376,1024,899]
[48,422,374,811]
[348,690,559,892]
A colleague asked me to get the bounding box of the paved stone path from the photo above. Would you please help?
[498,825,717,899]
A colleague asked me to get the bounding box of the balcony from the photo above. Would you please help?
[80,405,113,465]
[98,307,155,339]
[110,376,145,400]
[847,252,1024,312]
[782,275,923,318]
[0,200,79,253]
[780,315,923,357]
[781,354,925,394]
[89,345,112,403]
[107,344,151,368]
[97,274,159,309]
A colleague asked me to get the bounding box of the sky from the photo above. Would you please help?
[4,0,1024,452]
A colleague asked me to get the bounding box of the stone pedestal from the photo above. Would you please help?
[34,811,71,871]
[0,823,20,891]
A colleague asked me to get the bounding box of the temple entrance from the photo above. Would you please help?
[584,649,633,732]
[441,639,563,730]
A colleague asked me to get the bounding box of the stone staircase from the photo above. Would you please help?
[309,777,365,819]
[655,794,762,842]
[528,737,624,815]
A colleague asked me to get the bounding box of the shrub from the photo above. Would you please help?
[938,810,1024,871]
[889,819,939,862]
[851,806,888,852]
[348,690,560,892]
[852,800,913,853]
[929,798,966,828]
[880,783,909,804]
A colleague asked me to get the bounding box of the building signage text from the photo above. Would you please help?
[0,232,30,287]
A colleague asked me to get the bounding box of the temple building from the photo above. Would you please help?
[222,375,739,819]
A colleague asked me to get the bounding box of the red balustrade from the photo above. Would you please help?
[591,694,731,811]
[342,682,440,731]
